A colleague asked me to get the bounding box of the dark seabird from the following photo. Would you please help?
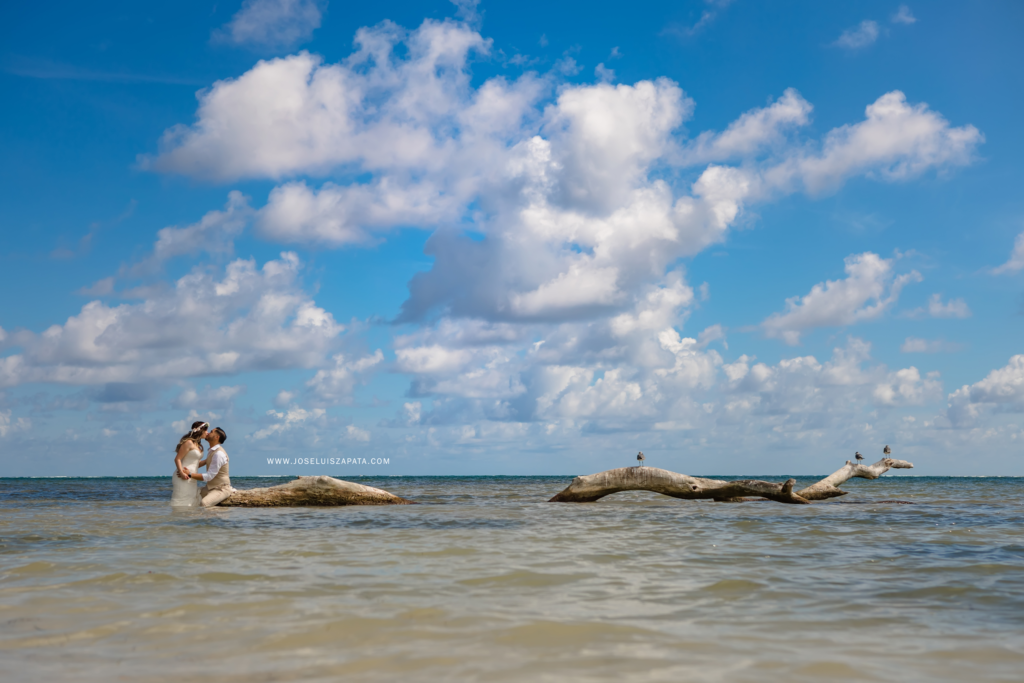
[855,451,864,464]
[883,445,891,456]
[636,451,646,467]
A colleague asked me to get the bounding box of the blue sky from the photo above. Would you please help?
[2,0,1023,477]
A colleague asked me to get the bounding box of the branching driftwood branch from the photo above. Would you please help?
[796,458,913,501]
[220,475,415,507]
[548,458,913,504]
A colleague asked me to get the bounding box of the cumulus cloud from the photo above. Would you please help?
[346,424,371,441]
[0,253,342,388]
[128,15,985,448]
[780,91,983,195]
[393,324,941,445]
[679,88,813,165]
[77,277,115,297]
[173,384,246,410]
[151,191,252,262]
[947,355,1024,427]
[594,63,615,82]
[215,0,324,48]
[992,230,1024,274]
[901,337,963,353]
[763,252,922,344]
[257,180,459,246]
[903,293,971,319]
[306,350,384,404]
[0,410,31,437]
[926,293,971,318]
[892,6,917,25]
[253,406,326,439]
[172,409,221,434]
[873,366,941,406]
[665,0,736,38]
[146,21,527,181]
[833,20,880,50]
[724,338,940,419]
[145,14,980,342]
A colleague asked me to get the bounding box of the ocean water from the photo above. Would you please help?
[2,475,1023,682]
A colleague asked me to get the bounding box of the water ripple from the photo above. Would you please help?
[1,476,1023,682]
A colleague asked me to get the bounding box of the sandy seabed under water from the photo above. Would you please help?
[2,475,1023,682]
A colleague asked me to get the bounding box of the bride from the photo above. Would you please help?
[171,421,208,507]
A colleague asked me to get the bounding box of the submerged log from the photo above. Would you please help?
[549,457,913,505]
[219,475,415,507]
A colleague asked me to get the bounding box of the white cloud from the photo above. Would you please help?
[151,191,252,262]
[257,180,459,246]
[306,350,384,404]
[722,339,941,423]
[679,88,813,165]
[594,63,615,82]
[956,355,1024,404]
[781,91,983,195]
[215,0,324,48]
[763,252,921,344]
[833,20,880,50]
[450,0,482,25]
[173,384,246,410]
[395,90,976,326]
[253,406,326,439]
[667,0,734,38]
[947,355,1024,427]
[145,12,980,343]
[892,5,917,25]
[0,252,342,388]
[901,337,963,353]
[391,326,941,444]
[873,367,941,406]
[926,293,971,318]
[345,424,371,441]
[77,277,115,297]
[0,410,31,437]
[403,401,422,425]
[146,21,523,181]
[123,16,987,453]
[993,230,1024,274]
[172,409,220,434]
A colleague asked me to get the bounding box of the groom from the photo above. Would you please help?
[182,426,233,507]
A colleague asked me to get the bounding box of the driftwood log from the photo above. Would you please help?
[219,475,415,507]
[549,457,913,504]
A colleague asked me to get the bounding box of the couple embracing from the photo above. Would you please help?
[171,421,234,507]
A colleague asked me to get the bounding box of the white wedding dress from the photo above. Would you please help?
[171,447,203,507]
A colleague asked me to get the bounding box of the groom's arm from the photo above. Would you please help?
[188,449,226,482]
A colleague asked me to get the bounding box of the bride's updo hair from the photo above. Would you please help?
[175,420,209,454]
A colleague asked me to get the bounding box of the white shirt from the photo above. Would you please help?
[202,445,228,483]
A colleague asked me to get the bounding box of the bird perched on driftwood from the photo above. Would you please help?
[883,445,891,456]
[636,451,646,467]
[855,451,864,463]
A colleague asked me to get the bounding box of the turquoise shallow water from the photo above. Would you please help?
[2,475,1023,682]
